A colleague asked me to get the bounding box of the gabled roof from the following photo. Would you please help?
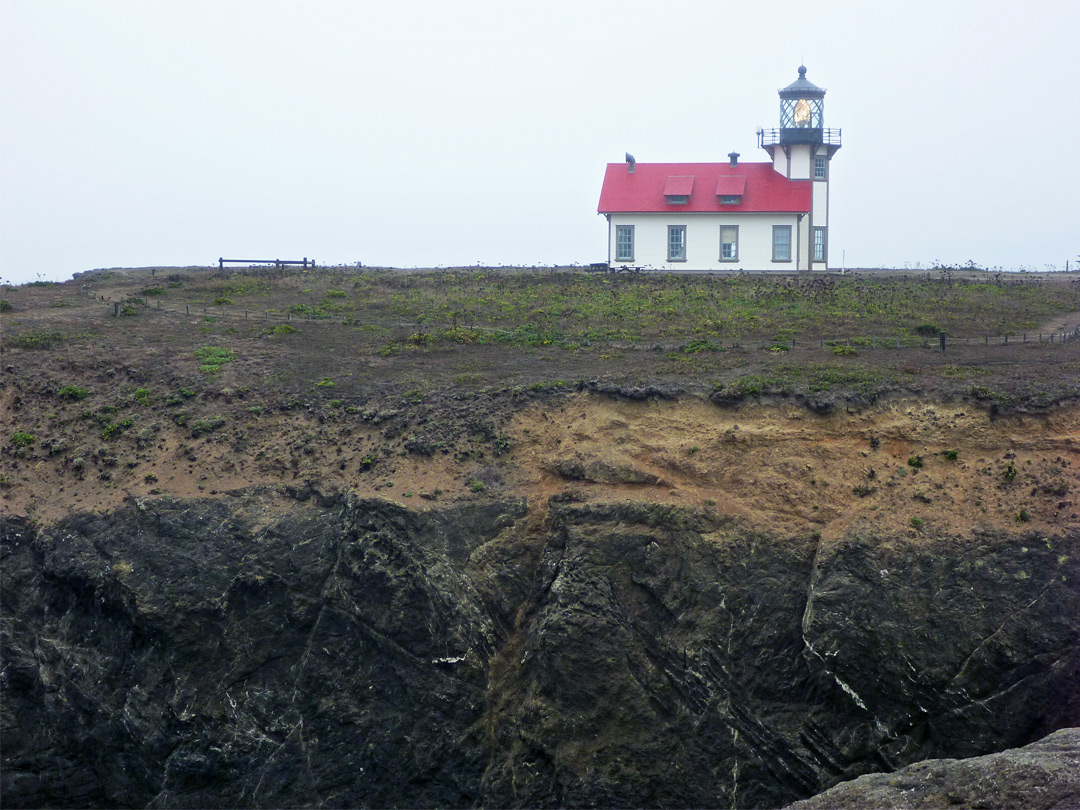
[598,162,810,214]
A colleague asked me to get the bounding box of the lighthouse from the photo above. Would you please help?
[758,66,841,269]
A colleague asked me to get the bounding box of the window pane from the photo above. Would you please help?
[721,226,737,260]
[668,226,685,260]
[773,226,791,261]
[616,226,633,260]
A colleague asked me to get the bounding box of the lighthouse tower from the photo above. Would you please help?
[758,66,841,270]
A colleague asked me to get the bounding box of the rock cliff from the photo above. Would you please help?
[3,483,1078,808]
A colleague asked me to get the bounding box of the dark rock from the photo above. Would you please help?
[553,457,664,485]
[1,500,1077,809]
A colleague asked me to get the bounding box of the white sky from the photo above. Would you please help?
[2,0,1078,284]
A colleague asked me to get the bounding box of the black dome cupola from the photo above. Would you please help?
[778,65,826,139]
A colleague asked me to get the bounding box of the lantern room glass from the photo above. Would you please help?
[780,97,823,129]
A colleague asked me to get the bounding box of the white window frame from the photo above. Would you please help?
[615,225,634,262]
[666,195,689,205]
[668,225,686,262]
[814,155,827,179]
[719,195,741,205]
[772,225,792,262]
[720,225,739,261]
[813,226,826,262]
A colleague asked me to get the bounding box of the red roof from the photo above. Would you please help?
[598,162,810,213]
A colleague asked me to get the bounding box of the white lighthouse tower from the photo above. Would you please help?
[758,66,841,270]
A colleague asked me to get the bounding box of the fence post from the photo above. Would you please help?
[245,310,248,318]
[186,304,189,315]
[114,302,120,317]
[939,331,946,352]
[1004,334,1008,345]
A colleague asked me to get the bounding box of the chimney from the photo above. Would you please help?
[728,151,740,167]
[625,152,636,173]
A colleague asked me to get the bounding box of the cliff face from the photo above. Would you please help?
[3,489,1078,808]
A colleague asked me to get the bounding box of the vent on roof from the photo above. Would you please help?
[728,152,740,167]
[625,152,636,173]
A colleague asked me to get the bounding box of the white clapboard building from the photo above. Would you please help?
[598,66,841,272]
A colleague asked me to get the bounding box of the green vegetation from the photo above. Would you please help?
[0,300,13,312]
[9,329,66,349]
[190,416,226,436]
[11,431,36,447]
[101,417,135,440]
[195,346,236,374]
[314,378,335,388]
[134,388,151,406]
[58,385,89,400]
[142,286,165,296]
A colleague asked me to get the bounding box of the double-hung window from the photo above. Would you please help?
[668,225,686,262]
[720,226,738,261]
[615,225,634,262]
[813,227,826,262]
[772,225,792,262]
[814,155,827,179]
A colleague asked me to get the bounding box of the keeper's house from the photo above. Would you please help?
[598,66,841,272]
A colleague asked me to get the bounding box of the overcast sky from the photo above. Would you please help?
[2,0,1078,284]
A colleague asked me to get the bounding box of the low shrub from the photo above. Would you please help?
[11,431,35,447]
[190,416,225,436]
[58,385,89,400]
[195,346,236,374]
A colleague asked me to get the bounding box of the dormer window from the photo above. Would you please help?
[715,175,746,205]
[663,176,695,205]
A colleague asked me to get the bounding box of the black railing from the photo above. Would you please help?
[758,128,842,148]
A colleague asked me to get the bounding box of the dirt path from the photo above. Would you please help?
[1039,308,1080,335]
